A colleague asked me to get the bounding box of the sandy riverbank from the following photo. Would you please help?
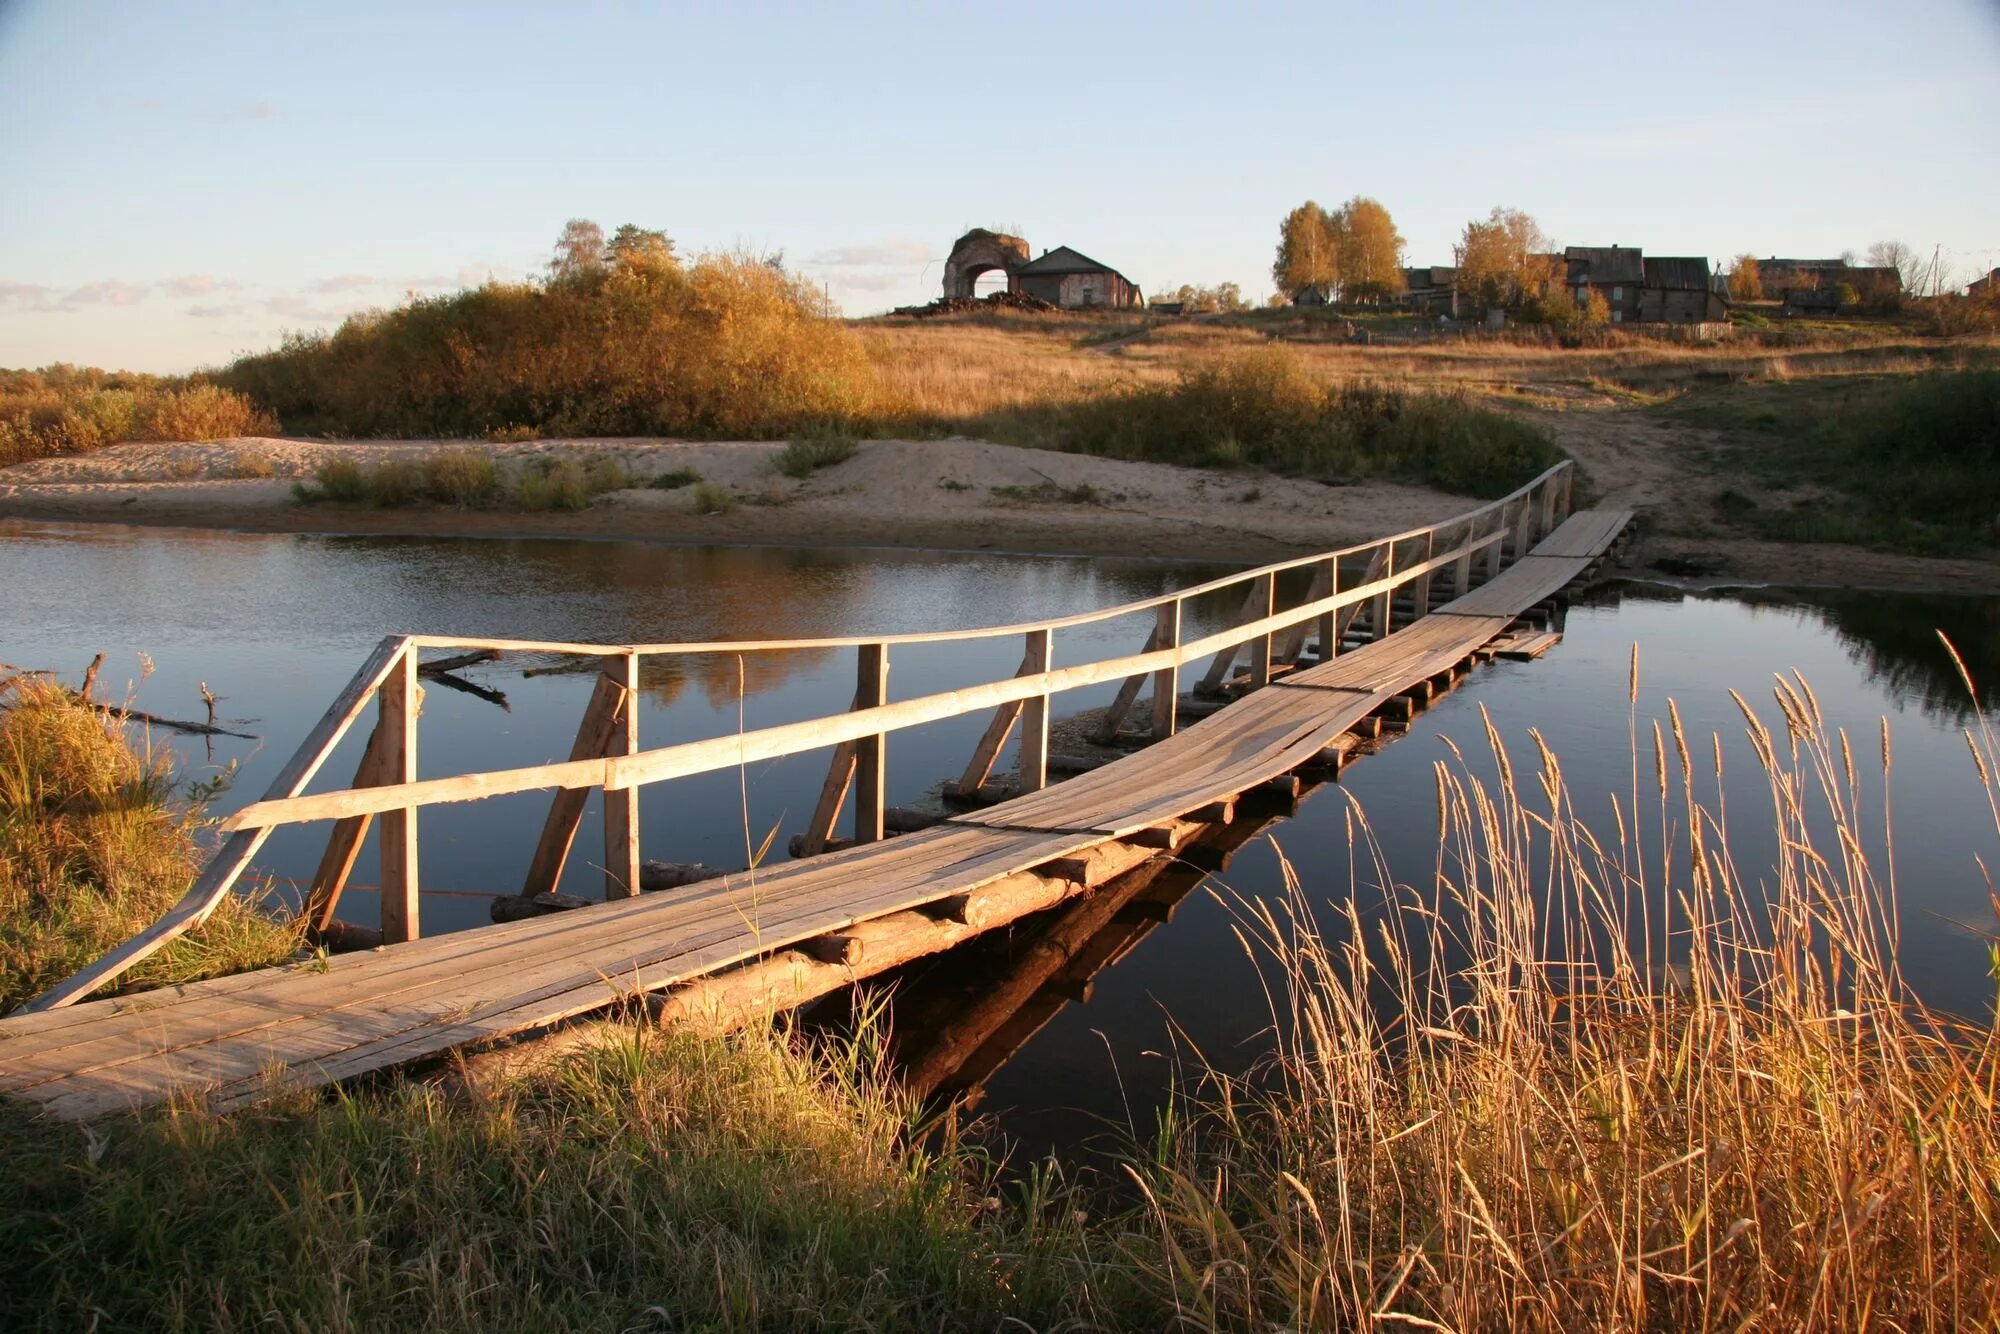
[4,433,1996,593]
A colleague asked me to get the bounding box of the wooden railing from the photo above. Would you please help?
[27,461,1574,1010]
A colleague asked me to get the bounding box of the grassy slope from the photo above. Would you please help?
[1657,366,2000,553]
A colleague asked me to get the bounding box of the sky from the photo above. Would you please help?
[1,0,1996,373]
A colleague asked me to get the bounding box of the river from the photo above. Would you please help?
[5,518,1996,1157]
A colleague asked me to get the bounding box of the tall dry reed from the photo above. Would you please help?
[1126,644,2000,1329]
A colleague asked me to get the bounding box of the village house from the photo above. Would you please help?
[1563,245,1646,322]
[1640,256,1728,323]
[1965,268,1999,300]
[1011,246,1144,310]
[1758,257,1902,311]
[1399,265,1458,315]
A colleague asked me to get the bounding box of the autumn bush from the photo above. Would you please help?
[218,252,881,440]
[0,366,274,466]
[1041,345,1564,495]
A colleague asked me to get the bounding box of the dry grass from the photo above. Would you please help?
[0,677,301,1013]
[858,312,1999,423]
[1124,647,2000,1329]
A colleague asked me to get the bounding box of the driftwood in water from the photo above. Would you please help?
[78,654,105,703]
[520,658,604,679]
[419,649,501,677]
[420,670,511,711]
[88,700,257,740]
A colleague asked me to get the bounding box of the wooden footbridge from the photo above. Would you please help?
[0,462,1628,1120]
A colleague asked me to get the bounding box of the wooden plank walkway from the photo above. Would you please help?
[0,510,1628,1120]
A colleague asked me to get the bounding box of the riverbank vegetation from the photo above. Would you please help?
[0,366,272,467]
[0,676,299,1012]
[1670,366,2000,553]
[291,449,639,513]
[3,649,1995,1328]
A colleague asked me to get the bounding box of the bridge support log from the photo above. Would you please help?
[520,665,631,902]
[302,721,393,938]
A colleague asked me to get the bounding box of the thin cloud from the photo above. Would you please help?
[829,271,914,293]
[395,274,455,291]
[160,274,237,298]
[228,100,279,122]
[0,281,55,309]
[807,239,932,268]
[59,281,150,309]
[266,294,365,325]
[186,302,244,319]
[310,273,378,294]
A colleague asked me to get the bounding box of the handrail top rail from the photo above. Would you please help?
[405,461,1572,659]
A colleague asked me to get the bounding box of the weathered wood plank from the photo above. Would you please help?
[378,646,420,944]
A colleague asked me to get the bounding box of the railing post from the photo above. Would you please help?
[1540,473,1560,534]
[1249,573,1275,687]
[1411,532,1435,618]
[1019,628,1051,792]
[1370,543,1395,640]
[1484,509,1507,581]
[1514,495,1535,561]
[603,652,640,898]
[1317,557,1339,661]
[379,643,419,943]
[1452,522,1475,597]
[854,643,888,844]
[1151,599,1181,739]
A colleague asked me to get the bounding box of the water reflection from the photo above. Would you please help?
[4,520,1996,1164]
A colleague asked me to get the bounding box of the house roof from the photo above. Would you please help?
[1643,257,1712,290]
[1015,246,1131,283]
[1403,265,1457,288]
[1564,245,1645,285]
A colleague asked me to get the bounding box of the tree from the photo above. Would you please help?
[1454,207,1551,311]
[607,225,678,275]
[1331,196,1406,302]
[550,219,606,281]
[1728,255,1763,301]
[1272,202,1339,303]
[1866,240,1918,290]
[1214,281,1248,313]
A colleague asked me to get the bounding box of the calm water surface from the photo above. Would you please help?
[4,519,1996,1156]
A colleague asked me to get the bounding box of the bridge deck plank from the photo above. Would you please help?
[0,511,1630,1120]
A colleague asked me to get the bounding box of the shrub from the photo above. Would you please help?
[514,460,592,511]
[225,449,277,480]
[420,447,501,505]
[691,480,733,514]
[1049,346,1563,496]
[313,457,366,502]
[361,458,422,507]
[772,428,859,478]
[649,467,700,490]
[0,368,274,467]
